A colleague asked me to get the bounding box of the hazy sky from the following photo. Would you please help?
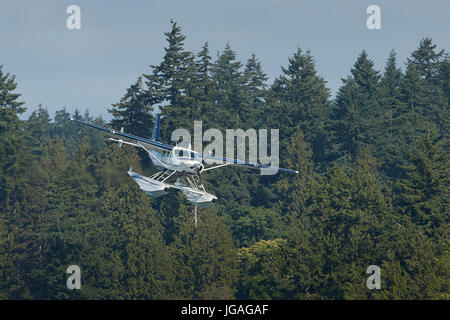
[1,0,449,121]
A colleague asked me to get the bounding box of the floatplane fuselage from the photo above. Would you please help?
[71,114,298,208]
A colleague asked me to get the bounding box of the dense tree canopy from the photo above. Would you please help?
[0,25,448,300]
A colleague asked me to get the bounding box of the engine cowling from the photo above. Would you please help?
[190,163,204,173]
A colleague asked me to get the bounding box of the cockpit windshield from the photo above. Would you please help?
[174,148,199,160]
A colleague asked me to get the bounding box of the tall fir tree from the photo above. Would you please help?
[395,135,449,235]
[0,65,30,220]
[330,51,381,162]
[143,21,195,140]
[265,48,331,166]
[169,209,238,299]
[192,42,215,123]
[405,38,448,138]
[242,54,268,128]
[26,105,52,160]
[438,53,450,106]
[377,50,406,177]
[210,43,245,129]
[408,37,445,82]
[0,217,14,299]
[108,76,154,138]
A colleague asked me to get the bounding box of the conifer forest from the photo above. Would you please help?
[0,21,448,300]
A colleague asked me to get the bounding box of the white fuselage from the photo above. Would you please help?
[149,147,203,174]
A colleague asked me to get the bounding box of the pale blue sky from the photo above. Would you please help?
[1,0,448,120]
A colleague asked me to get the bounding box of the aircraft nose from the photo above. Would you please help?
[191,162,201,168]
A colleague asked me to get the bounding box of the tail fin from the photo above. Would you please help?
[152,113,161,141]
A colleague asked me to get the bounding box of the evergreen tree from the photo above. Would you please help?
[210,43,245,129]
[399,61,443,140]
[395,135,449,235]
[89,184,174,299]
[377,50,406,177]
[408,37,445,82]
[109,76,154,137]
[143,21,195,140]
[241,54,268,127]
[351,50,381,99]
[0,65,29,214]
[438,53,450,105]
[273,127,314,222]
[192,42,215,122]
[51,108,107,158]
[237,238,291,299]
[285,160,392,299]
[0,65,25,113]
[404,38,448,138]
[265,48,331,166]
[26,105,52,160]
[330,76,364,161]
[169,209,238,299]
[232,206,284,248]
[373,219,449,299]
[0,217,14,299]
[330,51,381,162]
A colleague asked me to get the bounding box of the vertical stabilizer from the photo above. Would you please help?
[152,113,161,141]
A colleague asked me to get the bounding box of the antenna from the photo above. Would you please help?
[194,205,198,229]
[190,205,199,229]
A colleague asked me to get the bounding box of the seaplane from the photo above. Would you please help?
[71,114,298,208]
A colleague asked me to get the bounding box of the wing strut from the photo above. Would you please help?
[110,137,169,169]
[137,143,170,169]
[201,163,231,172]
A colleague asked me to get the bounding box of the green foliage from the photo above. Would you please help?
[237,238,290,299]
[395,135,449,234]
[0,218,14,299]
[330,51,381,162]
[0,31,448,300]
[408,37,445,81]
[109,76,154,138]
[265,48,331,166]
[169,209,238,299]
[143,20,196,140]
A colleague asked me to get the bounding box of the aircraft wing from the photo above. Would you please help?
[70,118,173,152]
[71,117,297,174]
[203,153,299,174]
